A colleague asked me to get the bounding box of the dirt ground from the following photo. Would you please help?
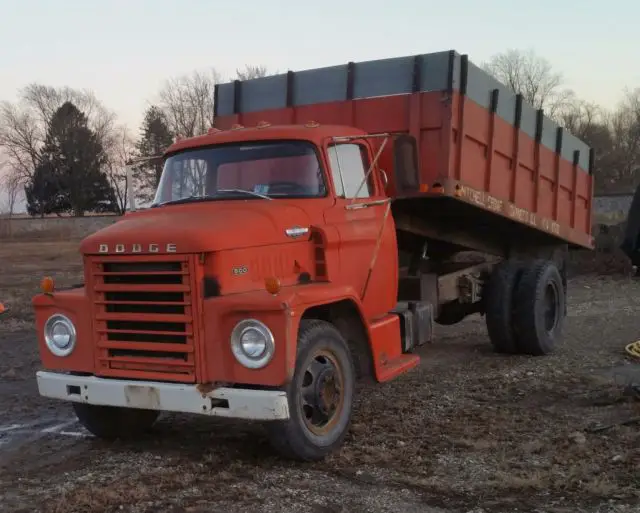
[0,241,639,513]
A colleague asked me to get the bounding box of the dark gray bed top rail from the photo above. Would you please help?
[215,50,592,172]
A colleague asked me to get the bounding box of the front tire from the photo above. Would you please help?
[266,319,355,461]
[73,403,159,440]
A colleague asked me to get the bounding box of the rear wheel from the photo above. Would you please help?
[513,259,565,355]
[484,259,524,353]
[73,403,159,440]
[266,319,355,461]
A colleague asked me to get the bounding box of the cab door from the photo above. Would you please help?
[322,139,398,320]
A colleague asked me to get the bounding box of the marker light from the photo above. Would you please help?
[265,277,281,295]
[41,276,55,294]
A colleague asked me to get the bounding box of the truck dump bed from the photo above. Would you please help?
[213,50,594,249]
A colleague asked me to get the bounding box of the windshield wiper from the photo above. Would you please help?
[216,189,273,200]
[152,189,273,208]
[152,195,217,207]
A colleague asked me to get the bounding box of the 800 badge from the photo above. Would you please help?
[232,266,248,276]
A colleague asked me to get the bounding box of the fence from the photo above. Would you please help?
[0,215,119,241]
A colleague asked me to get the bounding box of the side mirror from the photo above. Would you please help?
[126,165,137,213]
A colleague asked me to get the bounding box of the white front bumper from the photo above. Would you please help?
[36,371,290,421]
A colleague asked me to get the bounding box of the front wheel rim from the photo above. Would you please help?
[298,348,346,437]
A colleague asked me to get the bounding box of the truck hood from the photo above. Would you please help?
[80,202,313,255]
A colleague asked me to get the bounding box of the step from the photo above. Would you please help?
[375,353,420,383]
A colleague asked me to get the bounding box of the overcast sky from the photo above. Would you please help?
[1,0,638,211]
[2,0,638,130]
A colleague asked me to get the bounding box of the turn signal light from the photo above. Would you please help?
[41,276,55,295]
[265,277,281,295]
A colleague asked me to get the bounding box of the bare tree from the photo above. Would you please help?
[158,69,221,138]
[482,49,574,118]
[556,99,602,138]
[104,125,136,214]
[0,84,117,186]
[21,84,115,142]
[607,88,640,190]
[0,164,23,217]
[236,64,270,81]
[0,103,40,183]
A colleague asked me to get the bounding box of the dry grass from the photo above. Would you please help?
[0,241,83,329]
[0,241,83,380]
[0,241,639,513]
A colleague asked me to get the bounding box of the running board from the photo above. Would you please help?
[376,354,420,383]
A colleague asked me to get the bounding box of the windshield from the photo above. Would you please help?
[152,140,326,206]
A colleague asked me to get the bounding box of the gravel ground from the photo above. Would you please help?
[0,241,639,513]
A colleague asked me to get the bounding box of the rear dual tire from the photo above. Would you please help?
[485,259,565,355]
[484,260,524,353]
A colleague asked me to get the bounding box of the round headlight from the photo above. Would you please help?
[44,314,77,357]
[230,319,275,369]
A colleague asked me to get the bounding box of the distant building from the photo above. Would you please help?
[593,190,636,225]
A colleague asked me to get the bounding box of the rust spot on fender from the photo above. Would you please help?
[196,382,233,397]
[196,383,218,397]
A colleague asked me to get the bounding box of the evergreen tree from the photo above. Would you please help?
[24,160,67,217]
[135,106,173,199]
[24,101,117,216]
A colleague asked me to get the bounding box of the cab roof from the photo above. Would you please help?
[164,124,369,156]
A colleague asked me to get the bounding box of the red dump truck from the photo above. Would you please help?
[33,50,594,461]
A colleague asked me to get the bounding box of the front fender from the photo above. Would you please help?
[201,283,364,387]
[32,288,95,373]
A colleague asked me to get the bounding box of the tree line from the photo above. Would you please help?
[0,64,269,217]
[0,52,638,217]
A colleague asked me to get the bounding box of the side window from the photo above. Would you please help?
[327,144,373,199]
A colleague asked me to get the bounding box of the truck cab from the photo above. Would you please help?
[34,123,416,462]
